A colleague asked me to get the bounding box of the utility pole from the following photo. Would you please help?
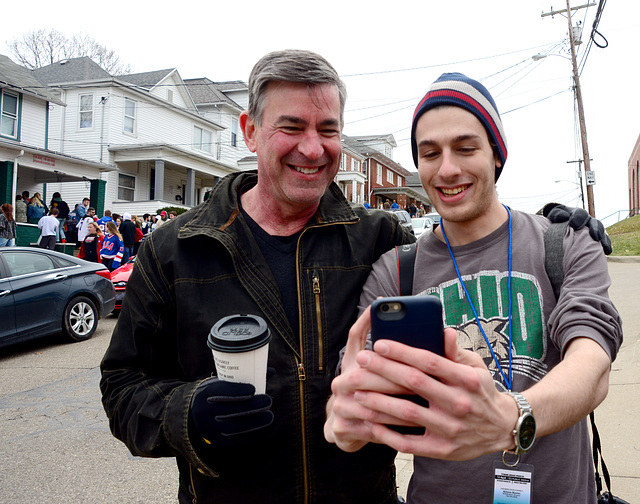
[542,1,597,217]
[566,159,588,209]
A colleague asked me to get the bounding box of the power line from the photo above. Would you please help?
[340,43,557,78]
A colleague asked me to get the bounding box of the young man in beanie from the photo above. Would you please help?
[325,73,622,502]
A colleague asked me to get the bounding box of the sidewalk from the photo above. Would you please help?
[394,259,640,500]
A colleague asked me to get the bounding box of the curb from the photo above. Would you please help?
[607,256,640,263]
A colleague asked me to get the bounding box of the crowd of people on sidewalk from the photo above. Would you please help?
[1,190,180,272]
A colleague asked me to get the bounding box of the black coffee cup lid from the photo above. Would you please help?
[208,314,271,353]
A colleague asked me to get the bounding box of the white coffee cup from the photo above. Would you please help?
[208,314,271,394]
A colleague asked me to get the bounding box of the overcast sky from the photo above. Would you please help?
[3,0,638,224]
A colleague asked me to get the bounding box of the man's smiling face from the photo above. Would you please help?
[242,81,343,214]
[415,105,501,227]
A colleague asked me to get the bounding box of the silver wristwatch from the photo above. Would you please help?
[507,391,537,454]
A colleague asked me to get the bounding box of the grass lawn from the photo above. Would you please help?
[608,215,640,256]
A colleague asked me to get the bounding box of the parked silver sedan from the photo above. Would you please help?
[0,247,115,348]
[411,217,434,237]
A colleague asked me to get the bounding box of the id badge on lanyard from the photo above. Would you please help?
[493,460,534,504]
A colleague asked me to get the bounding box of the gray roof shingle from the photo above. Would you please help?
[0,54,65,105]
[119,69,175,89]
[32,57,111,85]
[184,78,244,110]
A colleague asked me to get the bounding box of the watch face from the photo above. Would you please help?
[519,413,537,451]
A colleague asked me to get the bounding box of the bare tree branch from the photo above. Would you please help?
[6,29,132,75]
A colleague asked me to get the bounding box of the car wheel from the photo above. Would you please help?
[63,296,98,342]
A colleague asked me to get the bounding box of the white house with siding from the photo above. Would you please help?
[184,78,254,170]
[0,54,116,245]
[33,57,245,217]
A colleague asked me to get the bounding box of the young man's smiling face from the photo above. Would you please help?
[415,106,506,242]
[241,81,343,215]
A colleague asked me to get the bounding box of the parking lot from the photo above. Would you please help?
[1,260,639,503]
[0,313,178,503]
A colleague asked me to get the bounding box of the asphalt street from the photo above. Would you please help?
[1,259,638,503]
[0,313,179,503]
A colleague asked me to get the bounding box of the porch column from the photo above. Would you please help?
[154,160,165,202]
[89,179,107,217]
[185,168,196,206]
[0,161,13,205]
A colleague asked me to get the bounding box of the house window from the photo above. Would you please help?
[341,153,346,170]
[376,164,382,185]
[194,126,212,153]
[124,98,136,134]
[387,169,394,184]
[79,93,93,129]
[118,174,135,201]
[231,118,238,147]
[167,89,173,103]
[0,90,18,138]
[352,159,359,172]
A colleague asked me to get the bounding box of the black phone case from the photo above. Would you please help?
[371,296,444,354]
[370,296,444,435]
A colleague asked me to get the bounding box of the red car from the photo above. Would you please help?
[110,256,136,310]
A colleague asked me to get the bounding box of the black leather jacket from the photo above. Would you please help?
[100,171,413,503]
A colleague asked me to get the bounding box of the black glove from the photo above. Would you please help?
[190,378,273,447]
[543,203,612,255]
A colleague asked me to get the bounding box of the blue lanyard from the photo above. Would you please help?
[440,204,513,390]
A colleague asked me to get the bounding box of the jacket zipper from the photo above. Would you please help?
[312,275,324,372]
[295,221,356,504]
[296,235,310,504]
[296,355,308,502]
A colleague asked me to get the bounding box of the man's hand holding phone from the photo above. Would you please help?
[325,296,447,450]
[325,296,518,461]
[324,304,407,453]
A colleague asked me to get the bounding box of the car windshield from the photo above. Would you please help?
[412,218,425,228]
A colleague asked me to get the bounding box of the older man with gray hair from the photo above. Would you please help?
[100,49,413,504]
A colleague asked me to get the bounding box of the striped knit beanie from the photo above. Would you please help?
[411,72,508,181]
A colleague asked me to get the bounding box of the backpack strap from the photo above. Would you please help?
[543,221,569,301]
[396,243,418,296]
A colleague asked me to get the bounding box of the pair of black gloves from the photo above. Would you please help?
[541,203,612,255]
[190,204,612,448]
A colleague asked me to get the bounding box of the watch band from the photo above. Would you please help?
[508,391,533,418]
[502,391,536,467]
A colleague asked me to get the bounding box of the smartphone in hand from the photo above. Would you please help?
[370,296,444,434]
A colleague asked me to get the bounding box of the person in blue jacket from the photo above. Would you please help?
[100,220,124,271]
[26,192,47,224]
